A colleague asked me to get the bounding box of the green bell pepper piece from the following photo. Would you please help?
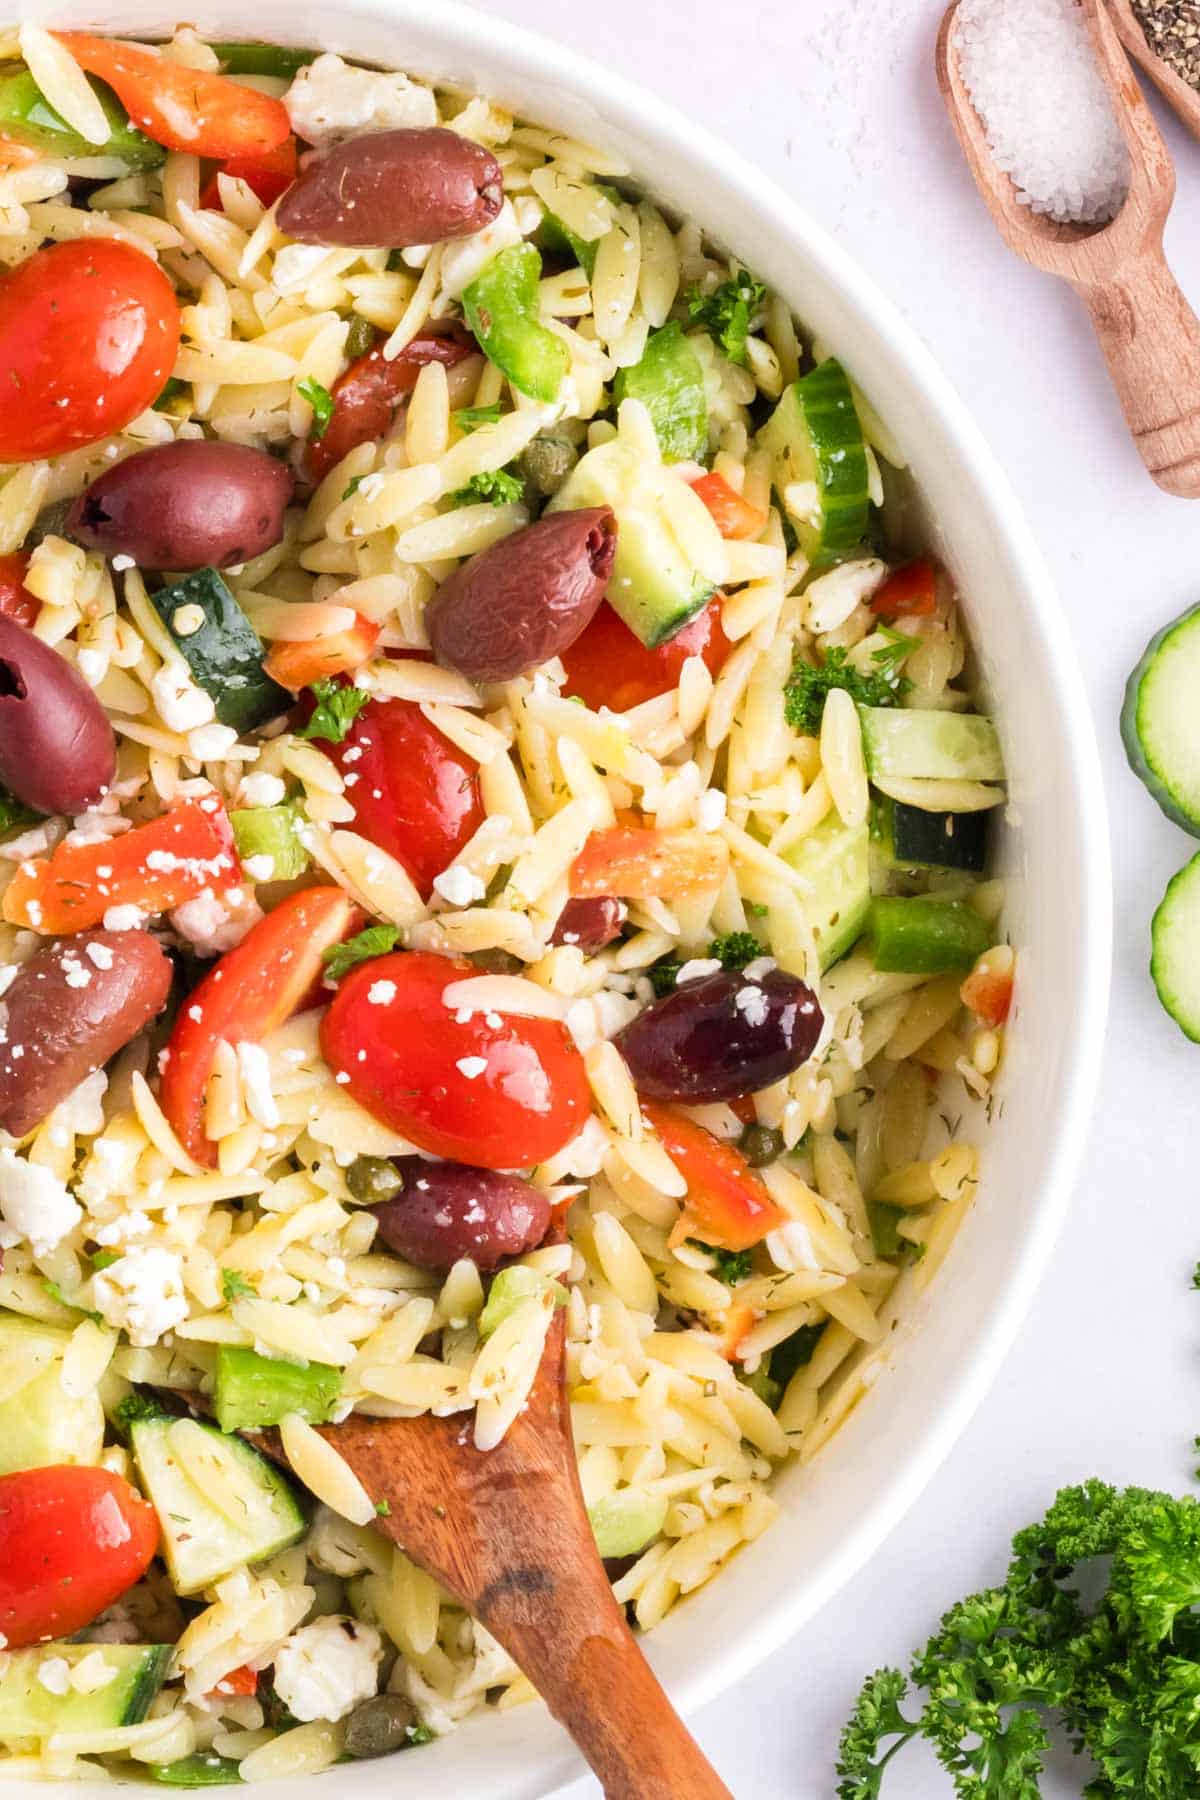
[463,243,569,404]
[0,65,164,168]
[150,1752,243,1786]
[868,895,992,975]
[613,322,708,463]
[229,802,310,880]
[210,43,316,78]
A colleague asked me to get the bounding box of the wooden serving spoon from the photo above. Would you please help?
[1106,0,1200,143]
[936,0,1200,497]
[249,1305,733,1799]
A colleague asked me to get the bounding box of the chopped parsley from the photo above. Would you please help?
[89,1249,119,1272]
[708,931,763,971]
[686,268,766,366]
[43,1279,100,1321]
[0,786,39,841]
[342,474,365,502]
[221,1269,255,1302]
[115,1391,172,1430]
[783,634,916,735]
[374,1498,392,1517]
[153,376,189,412]
[867,1202,906,1261]
[322,924,401,982]
[696,1244,752,1284]
[454,402,503,432]
[406,1724,436,1748]
[448,467,525,508]
[647,958,683,998]
[297,376,335,441]
[295,677,370,744]
[1192,1260,1200,1291]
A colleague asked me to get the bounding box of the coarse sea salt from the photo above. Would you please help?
[954,0,1130,224]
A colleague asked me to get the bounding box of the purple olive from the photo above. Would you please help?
[0,930,173,1137]
[277,128,503,247]
[550,896,625,952]
[66,441,293,572]
[369,1158,551,1272]
[0,616,115,815]
[426,508,617,684]
[615,968,823,1104]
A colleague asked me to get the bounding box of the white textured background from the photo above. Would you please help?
[460,0,1200,1793]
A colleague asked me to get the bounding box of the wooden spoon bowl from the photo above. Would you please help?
[937,0,1200,496]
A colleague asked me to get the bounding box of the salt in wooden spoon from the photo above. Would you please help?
[245,1304,733,1799]
[1106,0,1200,143]
[937,0,1200,497]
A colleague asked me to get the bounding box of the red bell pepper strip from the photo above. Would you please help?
[54,35,292,159]
[646,1103,785,1252]
[2,798,239,934]
[159,885,364,1166]
[960,947,1014,1027]
[870,558,939,620]
[0,552,39,628]
[689,470,768,541]
[263,614,380,689]
[199,136,298,211]
[308,328,477,481]
[570,825,729,902]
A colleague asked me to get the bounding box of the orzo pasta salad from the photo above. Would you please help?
[0,24,1012,1783]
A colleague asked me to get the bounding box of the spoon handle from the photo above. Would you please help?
[1074,251,1200,497]
[478,1563,734,1799]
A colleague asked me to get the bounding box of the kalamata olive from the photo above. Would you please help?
[0,616,115,815]
[66,441,293,571]
[277,128,503,247]
[614,968,823,1104]
[0,930,172,1137]
[346,1155,404,1206]
[739,1123,786,1167]
[371,1158,551,1273]
[550,896,624,952]
[344,1694,422,1759]
[426,508,617,684]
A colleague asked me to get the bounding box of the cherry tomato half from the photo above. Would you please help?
[644,1104,785,1251]
[560,599,732,713]
[0,241,180,462]
[321,951,591,1169]
[0,1465,159,1648]
[0,552,38,627]
[316,694,484,901]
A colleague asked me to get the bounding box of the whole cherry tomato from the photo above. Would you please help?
[0,552,38,627]
[316,694,484,900]
[0,241,180,462]
[0,1465,160,1647]
[321,951,591,1169]
[560,599,732,713]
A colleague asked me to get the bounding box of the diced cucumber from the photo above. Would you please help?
[229,802,310,881]
[1151,852,1200,1040]
[612,323,708,463]
[151,1752,244,1786]
[783,813,871,969]
[549,436,720,646]
[859,707,1004,784]
[869,896,991,975]
[873,795,990,873]
[0,1644,171,1738]
[214,1344,342,1434]
[757,359,869,565]
[587,1488,668,1558]
[148,569,290,736]
[0,65,165,168]
[0,1314,104,1475]
[478,1266,567,1340]
[130,1415,306,1595]
[1122,601,1200,833]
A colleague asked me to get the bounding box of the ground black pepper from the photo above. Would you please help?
[1132,0,1200,90]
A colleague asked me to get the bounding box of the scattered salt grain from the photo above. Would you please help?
[954,0,1130,224]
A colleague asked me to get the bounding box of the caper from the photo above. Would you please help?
[739,1123,785,1167]
[23,498,74,552]
[346,1155,404,1205]
[344,313,377,361]
[470,946,523,975]
[344,1693,421,1760]
[518,430,579,498]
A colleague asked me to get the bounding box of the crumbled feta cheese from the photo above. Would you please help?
[696,787,727,831]
[103,904,145,932]
[366,979,397,1006]
[85,941,115,971]
[0,822,53,861]
[0,1150,82,1255]
[171,890,263,957]
[243,854,276,883]
[76,646,108,686]
[49,1069,108,1139]
[188,722,239,762]
[236,1041,280,1128]
[36,1657,71,1696]
[456,1056,488,1080]
[284,53,437,146]
[150,662,216,734]
[110,554,136,573]
[93,1246,188,1347]
[432,864,487,907]
[238,772,287,809]
[677,957,722,985]
[743,956,776,981]
[438,199,523,301]
[733,983,769,1027]
[271,1616,382,1723]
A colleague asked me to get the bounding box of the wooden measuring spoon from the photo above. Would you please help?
[936,0,1200,496]
[246,1304,733,1799]
[1106,0,1200,142]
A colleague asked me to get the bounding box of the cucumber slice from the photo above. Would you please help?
[758,359,869,565]
[873,795,990,873]
[1122,601,1200,833]
[214,1345,342,1434]
[612,323,708,463]
[151,1752,244,1786]
[783,813,871,969]
[869,896,991,974]
[0,1314,104,1475]
[0,1644,171,1737]
[130,1415,305,1595]
[148,569,290,736]
[587,1489,667,1558]
[859,707,1004,784]
[1151,852,1200,1040]
[549,436,720,646]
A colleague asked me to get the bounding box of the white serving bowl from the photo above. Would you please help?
[8,2,1111,1792]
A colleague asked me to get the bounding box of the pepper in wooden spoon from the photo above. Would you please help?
[937,0,1200,497]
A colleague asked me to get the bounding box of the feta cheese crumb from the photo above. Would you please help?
[93,1246,188,1347]
[243,854,276,883]
[366,979,397,1006]
[110,554,136,573]
[238,772,287,809]
[733,983,769,1027]
[284,53,437,146]
[0,1150,82,1255]
[455,1056,489,1080]
[676,957,722,985]
[103,904,145,931]
[36,1657,71,1696]
[696,787,727,831]
[236,1041,280,1128]
[150,662,216,734]
[432,864,487,908]
[271,1616,383,1723]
